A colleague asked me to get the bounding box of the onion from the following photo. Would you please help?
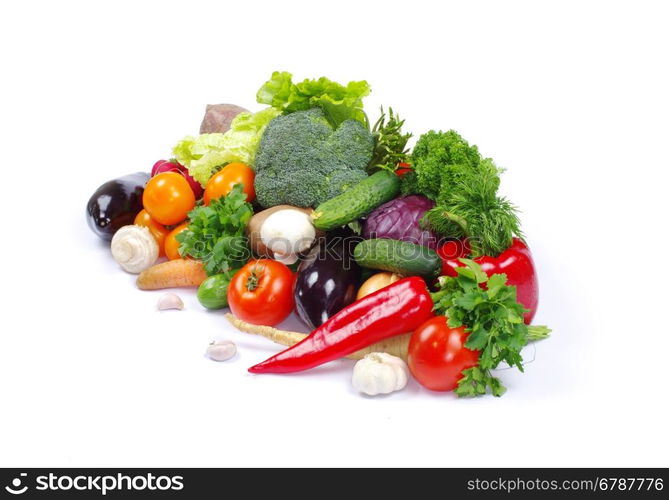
[362,195,439,249]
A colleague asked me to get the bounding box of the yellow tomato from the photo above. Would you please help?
[164,222,190,260]
[203,162,255,205]
[143,172,196,225]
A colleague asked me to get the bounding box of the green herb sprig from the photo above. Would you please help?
[431,259,551,397]
[368,107,412,173]
[425,159,523,257]
[176,184,253,276]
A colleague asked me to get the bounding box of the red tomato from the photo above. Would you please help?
[408,316,480,392]
[134,209,169,257]
[143,172,196,225]
[228,259,294,326]
[203,162,255,205]
[164,222,189,260]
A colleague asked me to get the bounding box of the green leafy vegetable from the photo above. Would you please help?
[176,184,253,276]
[172,107,281,186]
[425,158,522,257]
[406,130,522,257]
[256,71,371,128]
[431,259,550,397]
[409,130,482,201]
[368,107,412,174]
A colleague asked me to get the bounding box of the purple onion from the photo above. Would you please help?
[362,195,439,249]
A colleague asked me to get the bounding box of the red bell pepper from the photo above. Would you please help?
[248,277,434,374]
[437,238,538,324]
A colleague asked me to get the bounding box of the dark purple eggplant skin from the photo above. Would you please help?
[294,234,362,330]
[86,172,150,241]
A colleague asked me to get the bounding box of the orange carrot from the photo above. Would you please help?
[137,259,207,290]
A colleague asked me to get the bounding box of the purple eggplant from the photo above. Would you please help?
[294,234,361,329]
[86,172,150,241]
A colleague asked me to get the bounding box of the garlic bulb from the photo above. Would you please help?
[111,225,159,274]
[352,352,408,396]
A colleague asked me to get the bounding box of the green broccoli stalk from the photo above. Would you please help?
[253,108,374,208]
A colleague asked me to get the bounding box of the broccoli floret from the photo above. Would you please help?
[254,108,373,208]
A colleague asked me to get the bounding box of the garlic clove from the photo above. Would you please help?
[157,293,184,311]
[206,340,237,362]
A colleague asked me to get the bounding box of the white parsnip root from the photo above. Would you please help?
[224,313,411,361]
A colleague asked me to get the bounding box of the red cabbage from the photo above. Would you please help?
[362,195,439,249]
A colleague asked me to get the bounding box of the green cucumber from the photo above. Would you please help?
[312,170,400,231]
[353,239,442,279]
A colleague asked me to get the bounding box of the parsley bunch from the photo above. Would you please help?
[431,259,551,397]
[176,184,253,276]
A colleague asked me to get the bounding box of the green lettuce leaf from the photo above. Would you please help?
[256,71,370,128]
[172,107,281,186]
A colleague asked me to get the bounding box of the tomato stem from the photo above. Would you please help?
[246,267,262,291]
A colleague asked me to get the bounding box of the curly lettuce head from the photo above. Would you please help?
[172,107,280,186]
[256,71,370,128]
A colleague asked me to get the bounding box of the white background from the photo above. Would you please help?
[1,0,667,467]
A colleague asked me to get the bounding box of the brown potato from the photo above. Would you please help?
[199,104,249,134]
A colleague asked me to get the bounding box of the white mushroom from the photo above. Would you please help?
[157,293,184,311]
[110,225,159,274]
[206,340,237,362]
[259,209,316,265]
[352,352,408,396]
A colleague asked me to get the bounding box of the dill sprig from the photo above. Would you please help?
[424,158,522,257]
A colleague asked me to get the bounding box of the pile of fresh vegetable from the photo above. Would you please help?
[86,71,550,398]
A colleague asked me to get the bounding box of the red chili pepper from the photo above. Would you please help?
[248,277,434,374]
[395,162,413,177]
[437,238,539,324]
